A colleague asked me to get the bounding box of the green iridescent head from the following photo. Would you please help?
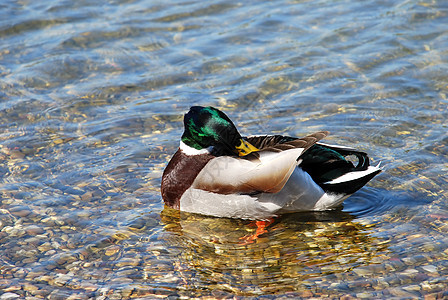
[181,106,258,156]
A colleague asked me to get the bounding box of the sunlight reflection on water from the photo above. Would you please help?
[0,0,447,298]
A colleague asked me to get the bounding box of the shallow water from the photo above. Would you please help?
[1,0,448,298]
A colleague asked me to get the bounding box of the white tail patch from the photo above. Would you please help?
[323,165,381,185]
[315,142,357,151]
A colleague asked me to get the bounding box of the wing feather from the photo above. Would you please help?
[245,131,329,153]
[193,131,329,194]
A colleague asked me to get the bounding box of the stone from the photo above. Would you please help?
[24,225,45,235]
[0,293,20,299]
[422,265,438,273]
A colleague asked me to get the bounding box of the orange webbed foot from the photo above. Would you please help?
[239,218,275,245]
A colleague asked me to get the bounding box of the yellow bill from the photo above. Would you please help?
[235,139,259,156]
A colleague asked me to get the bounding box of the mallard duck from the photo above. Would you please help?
[161,106,381,220]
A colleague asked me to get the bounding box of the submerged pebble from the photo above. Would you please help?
[0,293,21,299]
[0,0,447,298]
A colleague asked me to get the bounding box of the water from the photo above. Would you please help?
[1,0,447,298]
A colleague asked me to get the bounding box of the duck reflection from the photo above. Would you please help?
[159,205,389,296]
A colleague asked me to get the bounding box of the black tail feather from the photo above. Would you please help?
[300,143,381,195]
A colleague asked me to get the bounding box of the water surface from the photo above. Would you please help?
[1,0,448,298]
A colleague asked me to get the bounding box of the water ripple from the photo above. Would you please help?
[343,187,431,217]
[1,0,448,298]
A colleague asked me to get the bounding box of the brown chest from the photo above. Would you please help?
[161,149,214,209]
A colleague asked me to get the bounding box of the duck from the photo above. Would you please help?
[161,106,382,220]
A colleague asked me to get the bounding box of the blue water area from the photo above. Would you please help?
[0,0,447,298]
